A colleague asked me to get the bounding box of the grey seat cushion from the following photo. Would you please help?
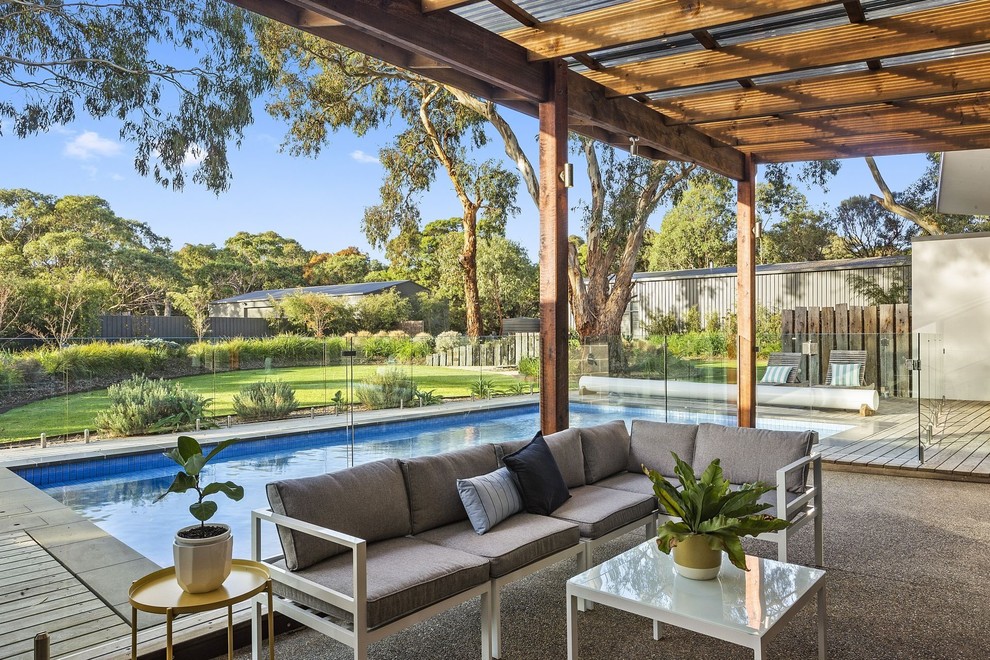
[415,513,580,578]
[580,421,630,484]
[400,445,499,534]
[272,537,490,630]
[550,485,655,540]
[629,420,698,478]
[693,424,814,493]
[594,471,677,503]
[267,458,411,571]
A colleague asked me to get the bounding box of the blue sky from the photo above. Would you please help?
[0,98,931,262]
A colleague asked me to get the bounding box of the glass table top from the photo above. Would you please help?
[568,540,825,636]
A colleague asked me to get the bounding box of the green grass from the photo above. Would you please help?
[0,365,528,443]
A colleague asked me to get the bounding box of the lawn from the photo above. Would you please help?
[0,364,530,443]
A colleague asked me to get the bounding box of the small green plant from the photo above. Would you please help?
[504,381,530,395]
[413,387,443,406]
[155,436,244,532]
[330,390,345,414]
[470,376,499,399]
[95,375,209,437]
[644,453,790,571]
[231,380,299,421]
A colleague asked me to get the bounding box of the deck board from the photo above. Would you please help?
[817,399,990,480]
[0,530,130,660]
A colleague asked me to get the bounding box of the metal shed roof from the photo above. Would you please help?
[213,280,421,304]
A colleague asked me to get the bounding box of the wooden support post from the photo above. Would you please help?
[737,155,757,428]
[539,60,569,434]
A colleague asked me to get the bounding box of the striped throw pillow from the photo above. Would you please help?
[457,467,523,534]
[831,363,860,386]
[760,365,793,384]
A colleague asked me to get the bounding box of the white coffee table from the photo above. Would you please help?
[566,540,826,659]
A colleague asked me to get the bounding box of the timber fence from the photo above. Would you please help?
[781,303,912,397]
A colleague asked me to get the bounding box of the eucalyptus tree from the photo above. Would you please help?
[254,22,518,336]
[1,0,270,191]
[450,90,696,340]
[647,177,737,272]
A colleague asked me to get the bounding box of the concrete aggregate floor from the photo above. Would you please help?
[222,470,990,659]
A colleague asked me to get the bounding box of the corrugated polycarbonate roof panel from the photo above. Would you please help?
[862,0,967,20]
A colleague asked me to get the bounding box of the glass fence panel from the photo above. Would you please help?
[916,333,946,461]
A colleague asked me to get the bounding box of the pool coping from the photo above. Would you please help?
[0,395,540,470]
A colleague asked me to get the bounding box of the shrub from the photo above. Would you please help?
[354,368,416,410]
[704,311,722,332]
[412,332,435,352]
[683,306,702,333]
[665,332,728,358]
[435,331,466,352]
[354,290,412,332]
[363,336,407,359]
[232,380,299,421]
[95,375,209,437]
[31,341,172,379]
[643,309,679,336]
[397,339,432,361]
[518,356,540,379]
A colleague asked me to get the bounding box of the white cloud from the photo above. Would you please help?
[64,131,122,160]
[110,173,125,181]
[350,150,380,165]
[182,145,206,169]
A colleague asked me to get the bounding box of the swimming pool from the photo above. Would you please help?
[17,404,850,567]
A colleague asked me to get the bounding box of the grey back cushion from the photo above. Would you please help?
[580,421,630,484]
[628,420,698,478]
[267,458,411,571]
[401,445,499,534]
[543,428,585,489]
[692,424,814,492]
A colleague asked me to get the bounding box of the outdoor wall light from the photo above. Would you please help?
[629,136,640,156]
[560,162,574,187]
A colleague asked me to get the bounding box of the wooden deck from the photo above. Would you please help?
[0,531,131,660]
[819,399,990,480]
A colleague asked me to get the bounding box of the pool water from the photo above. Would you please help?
[19,404,850,567]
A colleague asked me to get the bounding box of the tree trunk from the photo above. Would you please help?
[461,206,483,337]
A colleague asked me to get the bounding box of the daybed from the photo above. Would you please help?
[250,419,823,659]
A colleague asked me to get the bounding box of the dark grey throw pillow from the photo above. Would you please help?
[502,432,571,515]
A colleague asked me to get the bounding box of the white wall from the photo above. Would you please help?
[912,233,990,401]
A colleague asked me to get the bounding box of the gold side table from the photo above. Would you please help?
[128,559,274,660]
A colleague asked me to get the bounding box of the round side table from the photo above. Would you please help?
[128,559,274,660]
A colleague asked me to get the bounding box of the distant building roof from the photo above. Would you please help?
[632,256,910,282]
[214,280,422,304]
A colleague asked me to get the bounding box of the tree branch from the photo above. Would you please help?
[865,156,943,235]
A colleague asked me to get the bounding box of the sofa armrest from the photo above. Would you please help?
[774,453,822,521]
[252,508,368,625]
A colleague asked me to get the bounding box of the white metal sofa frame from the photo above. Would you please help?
[249,509,493,660]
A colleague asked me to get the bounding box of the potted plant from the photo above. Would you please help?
[644,453,790,580]
[156,436,244,593]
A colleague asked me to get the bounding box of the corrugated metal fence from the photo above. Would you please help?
[100,315,270,339]
[626,256,910,337]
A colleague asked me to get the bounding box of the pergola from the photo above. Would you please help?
[231,0,990,433]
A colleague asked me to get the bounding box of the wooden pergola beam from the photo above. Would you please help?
[235,0,746,179]
[704,93,990,146]
[751,124,990,162]
[652,51,990,126]
[501,0,840,62]
[583,0,990,96]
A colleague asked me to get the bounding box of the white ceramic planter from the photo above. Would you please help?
[173,523,233,593]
